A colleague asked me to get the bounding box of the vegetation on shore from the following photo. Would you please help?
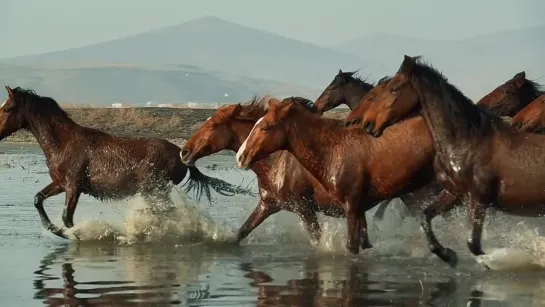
[4,106,349,146]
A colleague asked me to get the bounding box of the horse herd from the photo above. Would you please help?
[2,55,545,269]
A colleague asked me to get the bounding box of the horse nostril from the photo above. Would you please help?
[364,121,374,134]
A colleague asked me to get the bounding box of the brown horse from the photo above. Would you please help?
[314,70,374,115]
[344,76,392,128]
[235,99,442,255]
[181,96,376,248]
[356,72,541,137]
[476,71,543,117]
[389,55,545,267]
[0,86,251,239]
[511,94,545,133]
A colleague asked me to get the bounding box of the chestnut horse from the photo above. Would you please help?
[356,72,541,137]
[344,76,392,129]
[314,70,374,115]
[387,55,545,267]
[235,99,442,255]
[511,94,545,133]
[181,96,377,248]
[476,71,543,117]
[0,86,251,239]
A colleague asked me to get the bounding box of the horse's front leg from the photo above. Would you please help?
[62,186,81,228]
[359,212,373,250]
[467,193,486,257]
[236,199,280,244]
[420,189,461,267]
[34,182,65,237]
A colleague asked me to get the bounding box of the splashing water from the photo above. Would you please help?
[63,187,237,245]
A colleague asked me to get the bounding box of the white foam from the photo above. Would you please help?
[236,116,263,167]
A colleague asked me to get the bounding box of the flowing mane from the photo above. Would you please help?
[11,87,72,121]
[520,78,544,101]
[219,96,316,121]
[406,57,506,137]
[344,71,375,91]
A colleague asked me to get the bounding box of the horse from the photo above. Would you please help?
[235,98,443,255]
[0,86,252,239]
[180,96,376,248]
[355,72,541,137]
[388,55,545,267]
[476,71,543,117]
[314,70,374,115]
[510,94,545,133]
[344,76,392,128]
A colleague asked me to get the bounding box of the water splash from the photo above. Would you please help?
[63,187,237,245]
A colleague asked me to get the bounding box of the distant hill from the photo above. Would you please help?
[3,16,371,89]
[331,26,545,99]
[0,63,319,105]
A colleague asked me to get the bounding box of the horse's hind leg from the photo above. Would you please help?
[420,189,461,267]
[236,199,279,244]
[359,214,373,250]
[34,182,65,237]
[372,200,391,220]
[298,210,321,246]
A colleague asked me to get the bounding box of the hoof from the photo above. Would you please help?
[346,244,360,255]
[438,248,458,268]
[361,242,374,250]
[47,225,68,239]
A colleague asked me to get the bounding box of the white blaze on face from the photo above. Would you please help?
[236,116,264,167]
[0,100,6,109]
[206,117,211,121]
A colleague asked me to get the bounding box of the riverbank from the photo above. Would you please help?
[4,107,350,147]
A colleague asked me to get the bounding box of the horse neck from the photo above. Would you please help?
[344,83,372,110]
[284,113,345,182]
[24,110,78,160]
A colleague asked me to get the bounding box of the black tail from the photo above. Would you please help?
[182,166,256,204]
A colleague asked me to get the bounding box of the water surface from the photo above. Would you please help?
[1,142,545,306]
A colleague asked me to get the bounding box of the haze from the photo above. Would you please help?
[1,0,544,104]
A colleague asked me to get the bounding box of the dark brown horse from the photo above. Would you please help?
[511,94,545,133]
[476,71,543,117]
[314,70,374,115]
[389,55,545,267]
[181,96,375,247]
[235,99,442,255]
[0,86,251,239]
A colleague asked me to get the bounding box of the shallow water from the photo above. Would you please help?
[2,143,545,306]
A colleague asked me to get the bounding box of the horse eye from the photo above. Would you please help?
[261,124,271,131]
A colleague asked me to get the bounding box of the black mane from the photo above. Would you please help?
[282,96,317,113]
[344,72,375,91]
[233,95,316,121]
[11,87,71,120]
[405,57,505,136]
[521,78,544,101]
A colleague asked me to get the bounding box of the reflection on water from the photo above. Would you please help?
[30,243,491,307]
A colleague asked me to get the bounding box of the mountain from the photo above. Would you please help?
[331,26,545,100]
[0,63,319,105]
[3,16,370,89]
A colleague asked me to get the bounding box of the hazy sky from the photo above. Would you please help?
[2,0,544,58]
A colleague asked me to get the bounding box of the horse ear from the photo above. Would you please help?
[267,98,282,109]
[400,55,416,74]
[513,71,526,88]
[232,103,242,115]
[338,69,343,75]
[5,86,13,98]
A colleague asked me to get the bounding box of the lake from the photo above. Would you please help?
[1,142,545,306]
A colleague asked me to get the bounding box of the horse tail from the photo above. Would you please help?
[182,165,256,204]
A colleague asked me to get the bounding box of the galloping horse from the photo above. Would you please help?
[314,70,374,115]
[511,94,545,133]
[476,71,543,117]
[344,76,392,129]
[386,55,545,267]
[181,96,371,247]
[354,72,542,137]
[235,99,440,255]
[0,86,251,239]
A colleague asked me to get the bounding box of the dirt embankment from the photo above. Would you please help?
[4,107,350,146]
